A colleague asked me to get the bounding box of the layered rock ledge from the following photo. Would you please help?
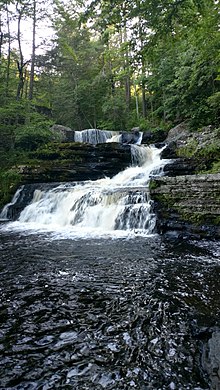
[150,173,220,239]
[16,143,131,183]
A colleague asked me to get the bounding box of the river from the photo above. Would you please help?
[0,143,220,389]
[0,228,220,389]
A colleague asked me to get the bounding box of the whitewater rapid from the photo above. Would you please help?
[1,145,168,239]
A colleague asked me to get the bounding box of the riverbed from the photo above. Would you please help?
[0,226,220,389]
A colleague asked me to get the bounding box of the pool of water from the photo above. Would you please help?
[0,226,220,389]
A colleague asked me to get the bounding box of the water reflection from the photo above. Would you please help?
[0,229,219,389]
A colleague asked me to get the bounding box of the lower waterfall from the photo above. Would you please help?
[3,145,167,238]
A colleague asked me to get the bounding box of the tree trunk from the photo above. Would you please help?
[6,3,11,97]
[141,80,147,118]
[0,13,3,62]
[123,24,131,112]
[29,0,36,100]
[16,2,25,100]
[134,81,139,120]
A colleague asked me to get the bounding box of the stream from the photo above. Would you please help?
[0,229,220,389]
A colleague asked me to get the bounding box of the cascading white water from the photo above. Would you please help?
[16,145,167,237]
[74,129,119,144]
[74,129,144,146]
[0,186,24,220]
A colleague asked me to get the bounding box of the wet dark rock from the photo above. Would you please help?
[163,158,197,176]
[121,130,141,144]
[151,123,220,238]
[15,143,131,184]
[160,142,178,159]
[150,173,220,239]
[142,129,168,145]
[202,331,220,389]
[4,183,61,220]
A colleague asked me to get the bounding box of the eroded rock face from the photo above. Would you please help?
[150,124,220,238]
[163,124,220,170]
[163,158,197,176]
[16,143,131,184]
[150,173,220,238]
[165,122,190,144]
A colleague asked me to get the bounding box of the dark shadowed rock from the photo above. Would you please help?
[142,129,168,144]
[15,143,131,184]
[121,130,141,144]
[202,331,220,389]
[163,158,197,176]
[150,173,220,239]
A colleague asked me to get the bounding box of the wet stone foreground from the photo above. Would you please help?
[0,230,220,389]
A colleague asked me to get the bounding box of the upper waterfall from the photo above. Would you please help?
[73,128,143,145]
[74,129,117,144]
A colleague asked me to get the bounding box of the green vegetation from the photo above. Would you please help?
[148,180,161,191]
[0,0,219,208]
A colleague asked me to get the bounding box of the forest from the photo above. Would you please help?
[0,0,219,206]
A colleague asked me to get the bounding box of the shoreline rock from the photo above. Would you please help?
[150,173,220,239]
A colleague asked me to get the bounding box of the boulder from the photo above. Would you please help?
[202,331,220,389]
[50,124,75,142]
[121,130,141,144]
[142,128,168,144]
[165,122,190,144]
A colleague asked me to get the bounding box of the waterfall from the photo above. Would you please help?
[74,129,118,144]
[13,145,167,237]
[73,129,143,145]
[0,186,24,220]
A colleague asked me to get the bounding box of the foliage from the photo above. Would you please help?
[1,0,219,133]
[15,122,54,151]
[0,0,220,207]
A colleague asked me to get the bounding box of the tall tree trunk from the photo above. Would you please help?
[0,14,3,63]
[134,81,139,120]
[120,15,131,112]
[136,0,147,118]
[6,3,11,97]
[29,0,36,100]
[141,75,147,118]
[122,21,131,112]
[140,38,147,118]
[16,2,25,100]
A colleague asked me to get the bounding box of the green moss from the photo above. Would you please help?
[177,138,198,158]
[30,142,84,162]
[152,193,176,208]
[199,160,220,174]
[152,189,220,227]
[179,212,220,226]
[177,136,220,174]
[149,179,160,190]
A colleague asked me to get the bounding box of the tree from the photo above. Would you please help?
[28,0,36,100]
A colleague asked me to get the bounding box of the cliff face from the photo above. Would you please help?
[150,173,220,238]
[16,143,131,183]
[149,124,220,239]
